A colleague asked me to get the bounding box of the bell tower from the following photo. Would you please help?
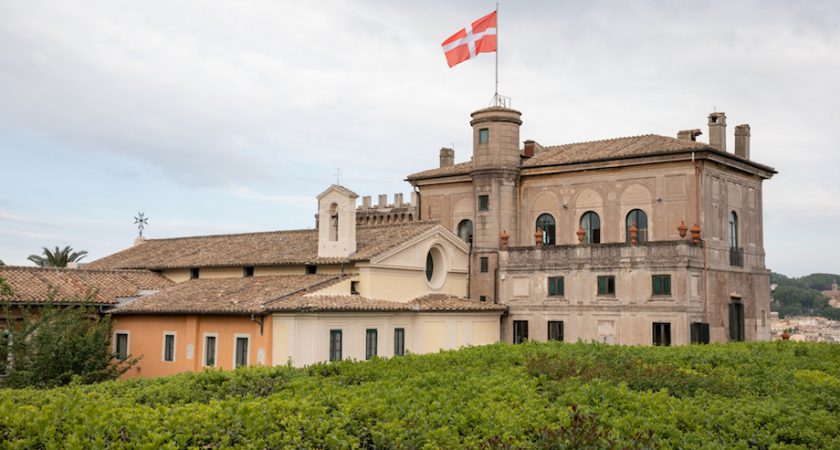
[469,106,522,301]
[317,185,358,259]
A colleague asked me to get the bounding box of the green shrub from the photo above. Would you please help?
[1,341,840,448]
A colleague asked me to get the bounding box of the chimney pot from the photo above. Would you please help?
[708,112,727,151]
[677,129,703,142]
[439,147,455,168]
[734,124,750,160]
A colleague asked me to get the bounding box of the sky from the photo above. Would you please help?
[1,0,838,276]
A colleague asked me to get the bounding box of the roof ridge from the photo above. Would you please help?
[141,227,316,242]
[0,266,161,275]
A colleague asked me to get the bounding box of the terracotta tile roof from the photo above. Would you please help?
[523,134,711,167]
[269,292,507,313]
[406,161,473,181]
[406,134,773,180]
[407,294,508,312]
[87,221,440,270]
[0,266,172,305]
[111,274,345,314]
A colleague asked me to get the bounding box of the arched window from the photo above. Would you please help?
[580,211,601,244]
[457,219,473,244]
[625,209,648,243]
[729,211,738,249]
[536,213,556,245]
[329,203,339,241]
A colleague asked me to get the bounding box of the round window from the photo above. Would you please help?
[425,246,446,289]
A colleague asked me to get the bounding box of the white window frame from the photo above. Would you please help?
[113,330,130,359]
[233,333,250,368]
[162,331,177,363]
[202,332,219,368]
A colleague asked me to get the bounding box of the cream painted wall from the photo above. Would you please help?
[199,267,247,279]
[161,269,191,283]
[272,312,501,367]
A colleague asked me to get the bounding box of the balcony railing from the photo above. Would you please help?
[729,247,744,267]
[502,240,705,271]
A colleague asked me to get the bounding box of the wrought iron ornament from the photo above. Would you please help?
[134,212,149,238]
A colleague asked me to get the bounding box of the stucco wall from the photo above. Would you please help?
[272,312,501,367]
[113,314,272,379]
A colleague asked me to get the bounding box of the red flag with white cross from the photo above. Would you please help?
[441,11,497,68]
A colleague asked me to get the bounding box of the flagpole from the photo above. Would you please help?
[494,1,499,106]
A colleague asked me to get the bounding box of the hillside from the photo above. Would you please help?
[2,342,840,448]
[772,272,840,320]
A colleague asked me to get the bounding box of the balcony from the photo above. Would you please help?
[729,247,744,267]
[501,240,705,272]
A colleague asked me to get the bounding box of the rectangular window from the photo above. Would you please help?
[305,265,317,275]
[163,332,176,362]
[478,127,489,144]
[690,322,710,344]
[548,321,564,341]
[204,335,217,367]
[115,332,129,360]
[652,322,671,346]
[480,257,489,273]
[394,328,405,356]
[597,275,616,296]
[190,268,199,279]
[729,301,745,342]
[243,266,254,277]
[234,336,249,367]
[351,281,360,295]
[652,275,671,296]
[548,276,564,296]
[478,195,489,211]
[479,295,487,302]
[513,320,529,344]
[329,330,342,361]
[365,329,378,360]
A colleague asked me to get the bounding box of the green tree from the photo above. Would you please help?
[27,246,88,268]
[1,290,138,388]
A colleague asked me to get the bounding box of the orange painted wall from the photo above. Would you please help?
[113,314,272,379]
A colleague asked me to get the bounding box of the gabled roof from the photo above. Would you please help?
[0,266,172,305]
[87,221,441,270]
[405,134,775,181]
[317,184,358,199]
[111,274,345,314]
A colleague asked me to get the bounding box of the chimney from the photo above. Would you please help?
[734,124,750,160]
[394,193,403,207]
[677,129,703,142]
[378,194,387,208]
[439,147,455,168]
[522,140,544,158]
[362,196,371,209]
[708,112,727,151]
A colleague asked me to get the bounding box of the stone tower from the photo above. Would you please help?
[469,106,522,302]
[317,185,358,259]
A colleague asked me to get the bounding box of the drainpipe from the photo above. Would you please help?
[694,154,709,323]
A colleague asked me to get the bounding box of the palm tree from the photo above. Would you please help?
[27,246,88,268]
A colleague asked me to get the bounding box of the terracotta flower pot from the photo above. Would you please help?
[577,226,586,243]
[677,220,688,238]
[629,224,638,245]
[534,227,543,247]
[500,230,509,249]
[690,223,701,243]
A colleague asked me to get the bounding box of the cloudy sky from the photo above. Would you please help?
[1,0,838,276]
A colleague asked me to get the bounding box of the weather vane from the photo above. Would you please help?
[134,212,149,238]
